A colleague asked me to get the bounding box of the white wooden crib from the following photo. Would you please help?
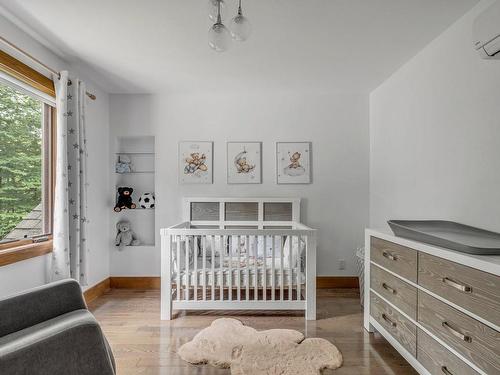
[160,197,317,320]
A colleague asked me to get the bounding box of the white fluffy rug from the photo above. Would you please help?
[177,318,343,374]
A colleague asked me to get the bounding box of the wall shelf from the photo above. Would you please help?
[114,136,155,248]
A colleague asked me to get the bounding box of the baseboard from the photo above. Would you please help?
[83,278,111,304]
[110,276,161,289]
[102,276,359,290]
[316,276,359,289]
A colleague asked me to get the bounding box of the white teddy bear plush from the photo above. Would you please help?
[115,221,140,249]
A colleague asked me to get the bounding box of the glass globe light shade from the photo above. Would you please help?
[208,22,231,52]
[208,0,225,21]
[230,13,251,41]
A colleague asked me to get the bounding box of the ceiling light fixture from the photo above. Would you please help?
[208,0,231,52]
[208,0,225,22]
[230,0,251,41]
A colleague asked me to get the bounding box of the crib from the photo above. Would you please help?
[160,198,317,320]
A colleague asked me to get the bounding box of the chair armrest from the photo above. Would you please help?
[0,279,86,337]
[0,310,115,375]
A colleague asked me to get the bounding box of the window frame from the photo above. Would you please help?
[0,50,56,266]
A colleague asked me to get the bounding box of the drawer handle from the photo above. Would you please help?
[382,251,397,261]
[441,366,454,375]
[382,283,397,294]
[382,313,397,328]
[442,321,472,343]
[442,277,473,293]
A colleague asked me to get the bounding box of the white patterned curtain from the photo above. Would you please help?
[51,71,89,285]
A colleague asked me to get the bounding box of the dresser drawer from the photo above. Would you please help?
[370,292,417,356]
[371,237,417,282]
[418,290,500,375]
[370,264,417,319]
[418,252,500,327]
[417,328,480,375]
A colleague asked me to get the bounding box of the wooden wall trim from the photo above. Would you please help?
[110,277,161,289]
[316,276,359,289]
[0,49,55,97]
[83,278,111,304]
[105,276,359,290]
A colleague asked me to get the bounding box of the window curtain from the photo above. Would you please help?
[51,71,89,285]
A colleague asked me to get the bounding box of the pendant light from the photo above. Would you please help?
[230,0,251,41]
[208,0,231,52]
[208,0,225,21]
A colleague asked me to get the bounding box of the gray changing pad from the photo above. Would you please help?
[388,220,500,255]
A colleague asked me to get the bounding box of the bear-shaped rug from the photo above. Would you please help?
[177,318,343,374]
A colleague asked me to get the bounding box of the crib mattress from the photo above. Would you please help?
[171,268,305,288]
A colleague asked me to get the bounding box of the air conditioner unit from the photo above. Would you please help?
[473,1,500,59]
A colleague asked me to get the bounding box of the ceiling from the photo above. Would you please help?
[1,0,477,94]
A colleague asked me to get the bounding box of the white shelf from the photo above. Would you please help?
[115,171,154,174]
[115,152,154,155]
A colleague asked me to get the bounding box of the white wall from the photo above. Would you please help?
[0,14,111,297]
[110,92,370,276]
[370,0,500,232]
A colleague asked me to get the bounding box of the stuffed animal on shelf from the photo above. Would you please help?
[115,154,132,173]
[115,221,140,249]
[114,187,136,212]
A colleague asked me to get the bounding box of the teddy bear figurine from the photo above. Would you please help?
[114,187,136,212]
[115,221,140,249]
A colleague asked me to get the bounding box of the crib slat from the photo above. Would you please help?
[228,235,232,301]
[280,235,284,301]
[186,236,190,301]
[202,236,206,301]
[220,235,224,301]
[271,236,275,301]
[177,236,181,301]
[245,235,250,301]
[211,235,215,301]
[193,236,198,301]
[237,235,241,301]
[253,235,258,300]
[263,236,267,301]
[296,236,301,301]
[288,235,292,301]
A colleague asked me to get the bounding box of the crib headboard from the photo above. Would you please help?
[183,197,300,228]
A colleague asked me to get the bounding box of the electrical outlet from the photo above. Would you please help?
[339,259,346,270]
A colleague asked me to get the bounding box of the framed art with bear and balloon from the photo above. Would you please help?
[227,142,262,184]
[179,141,213,184]
[276,142,311,184]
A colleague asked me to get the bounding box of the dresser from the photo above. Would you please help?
[364,229,500,375]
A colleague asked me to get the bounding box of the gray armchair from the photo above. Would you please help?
[0,279,116,375]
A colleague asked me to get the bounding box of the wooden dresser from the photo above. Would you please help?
[364,229,500,375]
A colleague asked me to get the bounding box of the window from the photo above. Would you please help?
[0,82,54,244]
[0,50,55,265]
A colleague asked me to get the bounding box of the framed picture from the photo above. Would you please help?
[179,141,213,184]
[227,142,262,184]
[276,142,311,184]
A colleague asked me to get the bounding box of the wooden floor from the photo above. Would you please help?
[89,288,417,375]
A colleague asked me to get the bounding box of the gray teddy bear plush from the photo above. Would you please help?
[115,221,140,249]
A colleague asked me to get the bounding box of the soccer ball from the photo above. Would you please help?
[138,192,155,209]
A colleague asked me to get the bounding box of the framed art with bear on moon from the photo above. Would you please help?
[276,142,311,184]
[227,142,262,184]
[179,141,213,184]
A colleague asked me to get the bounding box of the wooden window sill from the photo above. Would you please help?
[0,240,53,267]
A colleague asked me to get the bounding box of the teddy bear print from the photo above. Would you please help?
[283,151,306,177]
[234,151,255,174]
[184,153,208,175]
